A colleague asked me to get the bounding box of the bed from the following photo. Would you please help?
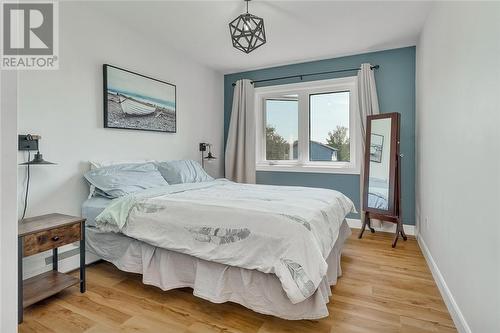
[368,177,389,210]
[82,161,355,320]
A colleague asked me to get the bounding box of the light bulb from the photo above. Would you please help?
[243,18,251,31]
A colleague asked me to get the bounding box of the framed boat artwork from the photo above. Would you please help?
[103,64,176,132]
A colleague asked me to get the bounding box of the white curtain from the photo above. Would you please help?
[225,79,256,184]
[357,63,380,226]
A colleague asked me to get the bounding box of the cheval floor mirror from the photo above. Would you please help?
[359,112,407,248]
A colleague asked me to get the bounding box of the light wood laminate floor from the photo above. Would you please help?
[19,229,457,333]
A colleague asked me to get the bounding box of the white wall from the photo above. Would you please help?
[416,2,500,332]
[0,71,19,333]
[17,2,224,277]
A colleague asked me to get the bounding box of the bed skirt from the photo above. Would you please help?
[86,220,351,320]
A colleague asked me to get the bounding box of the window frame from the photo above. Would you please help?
[255,77,360,174]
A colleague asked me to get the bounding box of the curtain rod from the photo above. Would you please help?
[231,65,379,86]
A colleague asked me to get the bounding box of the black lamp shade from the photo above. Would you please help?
[204,152,216,160]
[19,152,56,165]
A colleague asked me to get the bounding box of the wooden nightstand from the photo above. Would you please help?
[18,214,86,324]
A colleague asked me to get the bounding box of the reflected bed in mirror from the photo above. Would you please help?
[368,177,389,210]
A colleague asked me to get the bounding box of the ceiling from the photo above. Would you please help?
[92,1,432,74]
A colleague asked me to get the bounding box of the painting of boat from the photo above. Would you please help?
[103,64,176,132]
[118,95,156,116]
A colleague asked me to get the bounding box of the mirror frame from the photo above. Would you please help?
[363,112,400,217]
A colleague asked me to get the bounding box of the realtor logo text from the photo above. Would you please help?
[1,1,59,69]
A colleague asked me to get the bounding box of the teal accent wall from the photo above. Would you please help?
[224,47,415,225]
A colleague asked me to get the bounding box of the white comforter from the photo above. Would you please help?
[95,179,355,304]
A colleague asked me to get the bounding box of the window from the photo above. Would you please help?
[309,92,350,162]
[265,99,298,161]
[255,77,359,174]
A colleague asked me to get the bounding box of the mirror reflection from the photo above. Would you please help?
[367,118,392,210]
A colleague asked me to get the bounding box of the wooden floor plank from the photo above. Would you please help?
[54,290,132,327]
[19,229,457,333]
[27,300,95,333]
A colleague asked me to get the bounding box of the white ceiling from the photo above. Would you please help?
[91,1,432,74]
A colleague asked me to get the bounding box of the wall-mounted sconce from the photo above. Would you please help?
[18,134,56,220]
[199,143,216,168]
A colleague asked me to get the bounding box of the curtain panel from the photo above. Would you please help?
[357,63,380,227]
[225,79,256,183]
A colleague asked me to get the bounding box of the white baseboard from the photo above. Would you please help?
[346,218,416,236]
[417,236,471,333]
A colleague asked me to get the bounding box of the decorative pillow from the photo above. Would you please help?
[84,162,168,198]
[156,160,213,185]
[87,160,155,198]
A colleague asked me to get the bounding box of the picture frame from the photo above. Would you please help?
[370,133,384,163]
[103,64,176,133]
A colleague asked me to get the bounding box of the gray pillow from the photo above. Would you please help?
[84,162,168,198]
[157,160,213,185]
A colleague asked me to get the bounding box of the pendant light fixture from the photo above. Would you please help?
[229,0,266,54]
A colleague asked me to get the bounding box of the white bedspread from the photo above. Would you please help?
[96,179,355,304]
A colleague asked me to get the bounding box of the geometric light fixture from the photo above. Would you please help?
[229,0,267,54]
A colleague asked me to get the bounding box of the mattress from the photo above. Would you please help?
[85,220,351,320]
[82,197,112,226]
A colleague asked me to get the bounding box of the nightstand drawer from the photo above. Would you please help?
[23,222,81,257]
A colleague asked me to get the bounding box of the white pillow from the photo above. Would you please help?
[87,159,155,198]
[84,162,168,199]
[156,160,213,184]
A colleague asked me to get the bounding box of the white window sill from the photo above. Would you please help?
[255,163,360,175]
